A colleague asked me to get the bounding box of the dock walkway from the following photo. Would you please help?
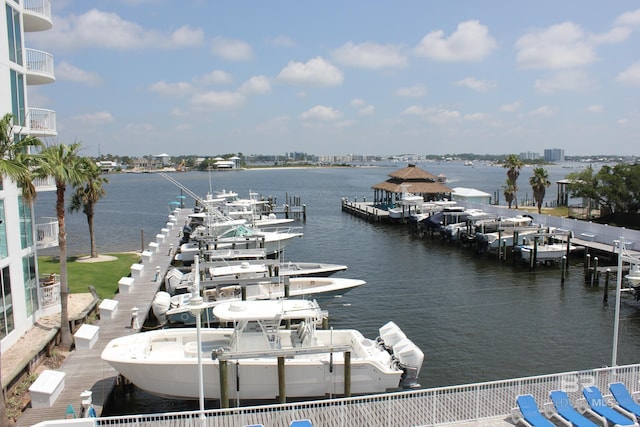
[16,208,191,426]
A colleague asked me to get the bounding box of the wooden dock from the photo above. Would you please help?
[16,208,191,426]
[341,199,390,222]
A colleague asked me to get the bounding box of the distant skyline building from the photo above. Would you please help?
[544,148,565,163]
[519,152,540,160]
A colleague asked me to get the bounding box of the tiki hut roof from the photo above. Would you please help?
[372,164,452,195]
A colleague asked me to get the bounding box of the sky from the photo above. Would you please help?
[26,0,640,158]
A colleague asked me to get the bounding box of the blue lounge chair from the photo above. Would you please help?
[549,390,601,427]
[513,394,556,427]
[290,421,312,427]
[611,382,640,419]
[582,386,638,427]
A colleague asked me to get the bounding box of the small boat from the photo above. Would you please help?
[515,242,578,262]
[162,276,366,325]
[101,299,424,400]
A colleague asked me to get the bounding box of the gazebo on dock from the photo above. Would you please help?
[372,164,452,208]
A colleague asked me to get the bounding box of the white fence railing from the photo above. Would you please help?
[26,48,54,79]
[460,201,640,250]
[24,0,52,21]
[36,218,59,249]
[31,364,640,427]
[39,281,60,309]
[28,107,57,135]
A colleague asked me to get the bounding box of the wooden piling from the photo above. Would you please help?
[278,356,286,404]
[344,351,351,397]
[603,269,610,303]
[219,360,229,409]
[592,257,599,286]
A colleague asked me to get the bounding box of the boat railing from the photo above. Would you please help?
[32,363,640,427]
[39,280,60,309]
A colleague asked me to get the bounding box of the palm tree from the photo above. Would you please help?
[0,112,42,426]
[529,167,551,214]
[69,159,108,258]
[503,180,517,209]
[32,142,89,349]
[0,113,42,201]
[503,154,524,208]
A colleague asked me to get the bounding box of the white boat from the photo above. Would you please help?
[516,242,578,262]
[163,276,366,325]
[388,192,424,220]
[165,261,349,294]
[176,224,303,263]
[101,299,424,400]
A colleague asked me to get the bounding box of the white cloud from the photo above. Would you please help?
[358,105,375,116]
[31,9,197,51]
[615,9,640,26]
[69,111,114,125]
[414,20,497,62]
[617,118,629,126]
[55,61,102,85]
[211,37,253,61]
[464,112,489,121]
[534,70,596,93]
[526,106,554,118]
[395,84,428,98]
[331,41,408,69]
[239,76,271,95]
[300,105,343,121]
[277,57,344,86]
[148,80,193,96]
[194,70,234,85]
[586,105,603,113]
[402,106,461,124]
[616,61,640,86]
[350,99,366,107]
[515,22,596,69]
[455,77,496,92]
[500,101,522,113]
[125,122,154,133]
[170,25,204,47]
[190,91,246,109]
[590,27,631,45]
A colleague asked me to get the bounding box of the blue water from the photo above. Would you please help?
[34,162,640,415]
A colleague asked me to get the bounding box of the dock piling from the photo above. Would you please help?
[604,269,610,303]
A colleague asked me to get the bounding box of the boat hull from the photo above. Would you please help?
[102,328,404,400]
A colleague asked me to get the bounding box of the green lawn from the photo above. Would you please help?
[38,253,140,299]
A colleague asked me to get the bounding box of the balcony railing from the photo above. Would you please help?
[39,279,60,310]
[33,175,56,192]
[36,218,59,249]
[26,48,55,84]
[28,108,57,136]
[23,0,53,32]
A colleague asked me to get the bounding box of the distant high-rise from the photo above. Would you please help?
[544,148,565,162]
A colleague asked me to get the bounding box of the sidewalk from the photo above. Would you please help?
[1,292,99,392]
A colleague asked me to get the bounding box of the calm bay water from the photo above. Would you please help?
[35,162,640,415]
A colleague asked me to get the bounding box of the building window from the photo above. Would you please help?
[0,201,7,259]
[5,3,23,65]
[0,266,14,338]
[19,196,33,249]
[10,70,26,126]
[23,255,37,317]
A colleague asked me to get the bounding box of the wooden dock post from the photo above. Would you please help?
[591,257,599,286]
[603,269,610,303]
[278,356,286,404]
[344,351,351,397]
[219,360,229,409]
[561,256,567,285]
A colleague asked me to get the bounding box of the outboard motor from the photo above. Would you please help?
[180,224,192,245]
[393,337,424,388]
[378,321,406,353]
